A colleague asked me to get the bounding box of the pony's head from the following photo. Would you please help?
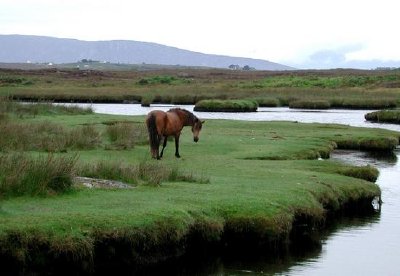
[192,118,204,142]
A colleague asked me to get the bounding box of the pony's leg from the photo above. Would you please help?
[156,134,161,160]
[160,136,168,158]
[174,135,181,158]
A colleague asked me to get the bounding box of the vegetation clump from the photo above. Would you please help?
[289,100,331,109]
[0,153,77,197]
[365,110,400,124]
[194,99,258,112]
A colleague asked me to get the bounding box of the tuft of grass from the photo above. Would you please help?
[335,137,399,151]
[194,99,258,112]
[365,109,400,124]
[255,98,280,107]
[330,98,397,109]
[68,125,101,150]
[289,100,331,109]
[0,98,93,117]
[105,122,147,150]
[77,159,210,186]
[0,121,101,152]
[0,153,77,197]
[337,165,379,182]
[77,160,139,185]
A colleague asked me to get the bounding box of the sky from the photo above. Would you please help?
[1,0,399,69]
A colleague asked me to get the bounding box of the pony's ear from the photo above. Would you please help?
[201,120,205,124]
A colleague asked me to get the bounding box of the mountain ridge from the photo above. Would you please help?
[0,34,293,70]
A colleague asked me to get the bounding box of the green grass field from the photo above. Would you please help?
[1,103,399,272]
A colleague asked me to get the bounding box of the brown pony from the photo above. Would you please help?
[145,108,204,159]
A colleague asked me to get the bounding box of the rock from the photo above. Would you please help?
[74,176,133,189]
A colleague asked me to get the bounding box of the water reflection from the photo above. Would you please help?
[286,150,400,276]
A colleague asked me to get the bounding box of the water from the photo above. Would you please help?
[60,102,400,131]
[63,103,400,275]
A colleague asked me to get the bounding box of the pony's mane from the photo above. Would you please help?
[168,108,197,124]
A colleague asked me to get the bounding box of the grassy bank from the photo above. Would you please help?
[0,103,399,273]
[365,109,400,124]
[194,99,258,112]
[1,68,400,109]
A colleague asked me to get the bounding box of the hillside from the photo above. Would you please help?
[0,35,293,70]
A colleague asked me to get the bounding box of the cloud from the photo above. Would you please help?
[291,44,400,69]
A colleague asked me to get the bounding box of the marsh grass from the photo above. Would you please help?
[289,100,331,109]
[194,99,258,112]
[105,122,148,150]
[0,97,93,117]
[335,136,399,151]
[0,153,77,197]
[337,165,379,182]
[3,68,400,109]
[68,125,101,150]
[0,121,102,152]
[365,110,400,124]
[77,159,209,186]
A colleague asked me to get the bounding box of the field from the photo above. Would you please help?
[1,67,400,109]
[0,99,399,273]
[1,66,400,273]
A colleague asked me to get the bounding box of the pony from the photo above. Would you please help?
[145,108,204,159]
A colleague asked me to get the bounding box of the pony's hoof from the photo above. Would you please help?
[175,154,181,158]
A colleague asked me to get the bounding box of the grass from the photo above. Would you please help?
[1,68,400,272]
[289,100,331,109]
[0,153,77,197]
[365,109,400,124]
[1,68,400,109]
[194,99,258,112]
[0,108,399,272]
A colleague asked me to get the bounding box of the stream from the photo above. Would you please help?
[64,103,400,275]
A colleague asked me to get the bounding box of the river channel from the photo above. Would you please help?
[66,103,400,275]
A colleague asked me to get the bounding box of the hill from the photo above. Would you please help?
[0,35,292,70]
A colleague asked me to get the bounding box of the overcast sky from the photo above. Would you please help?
[1,0,399,69]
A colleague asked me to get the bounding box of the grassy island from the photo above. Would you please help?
[0,100,399,274]
[365,109,400,124]
[194,99,258,112]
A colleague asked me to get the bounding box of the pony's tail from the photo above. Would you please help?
[146,113,159,151]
